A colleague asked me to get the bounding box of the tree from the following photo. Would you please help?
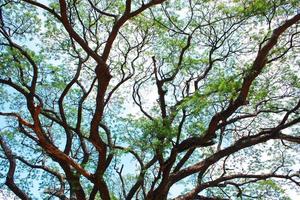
[0,0,300,199]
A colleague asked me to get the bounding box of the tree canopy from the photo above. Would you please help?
[0,0,300,199]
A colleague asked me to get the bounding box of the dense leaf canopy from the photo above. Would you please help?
[0,0,300,199]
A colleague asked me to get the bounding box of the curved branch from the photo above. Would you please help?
[0,136,30,200]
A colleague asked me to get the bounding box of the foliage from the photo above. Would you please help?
[0,0,300,200]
